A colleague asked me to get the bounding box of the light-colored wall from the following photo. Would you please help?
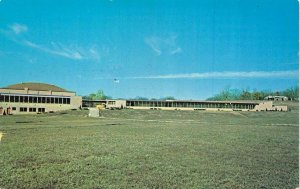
[254,101,273,111]
[71,96,83,109]
[0,102,77,114]
[272,106,288,111]
[105,100,126,109]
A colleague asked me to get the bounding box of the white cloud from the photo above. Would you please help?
[9,23,28,35]
[170,47,182,55]
[1,23,105,61]
[24,40,84,60]
[23,40,107,61]
[145,37,162,56]
[145,34,182,56]
[128,70,299,79]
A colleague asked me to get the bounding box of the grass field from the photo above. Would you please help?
[0,102,299,189]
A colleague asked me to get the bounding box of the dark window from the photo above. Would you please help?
[59,98,63,104]
[10,96,15,102]
[66,98,70,104]
[12,107,16,110]
[41,97,46,103]
[33,97,37,103]
[63,98,67,104]
[46,97,51,103]
[0,95,3,102]
[51,97,55,104]
[29,97,33,103]
[4,95,9,102]
[55,98,59,104]
[29,107,36,112]
[15,96,19,102]
[20,107,28,112]
[24,96,28,103]
[38,97,42,103]
[20,96,24,102]
[38,108,45,112]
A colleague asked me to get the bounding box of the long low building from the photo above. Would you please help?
[83,99,288,112]
[0,82,288,115]
[0,82,82,115]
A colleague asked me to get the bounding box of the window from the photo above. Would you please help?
[29,107,36,112]
[38,97,42,103]
[59,98,63,104]
[38,108,45,113]
[64,98,70,104]
[108,101,116,105]
[51,97,55,104]
[55,98,59,104]
[20,107,28,112]
[10,96,15,102]
[0,95,3,102]
[12,107,16,111]
[33,97,37,103]
[66,98,70,104]
[29,97,33,103]
[4,95,9,102]
[15,96,19,102]
[41,97,46,103]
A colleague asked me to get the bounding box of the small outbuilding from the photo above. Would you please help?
[264,95,288,101]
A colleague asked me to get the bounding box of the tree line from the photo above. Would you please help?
[83,86,298,101]
[206,86,299,101]
[83,90,176,101]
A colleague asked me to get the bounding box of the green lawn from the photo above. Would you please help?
[0,104,298,189]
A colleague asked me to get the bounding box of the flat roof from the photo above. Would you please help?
[83,99,262,104]
[126,100,261,104]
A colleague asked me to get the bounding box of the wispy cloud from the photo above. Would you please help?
[170,47,182,55]
[1,23,104,61]
[145,37,162,56]
[9,23,28,35]
[24,40,85,60]
[127,70,299,79]
[145,34,182,56]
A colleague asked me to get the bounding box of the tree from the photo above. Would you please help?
[206,86,299,101]
[160,96,176,100]
[282,86,299,100]
[252,91,263,100]
[206,87,241,101]
[84,90,110,100]
[133,96,149,100]
[240,90,252,100]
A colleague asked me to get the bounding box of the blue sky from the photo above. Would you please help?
[0,0,298,99]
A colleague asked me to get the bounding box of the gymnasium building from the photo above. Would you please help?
[0,82,82,115]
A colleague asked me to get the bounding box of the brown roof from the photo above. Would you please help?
[2,82,72,92]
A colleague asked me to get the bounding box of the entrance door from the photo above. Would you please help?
[7,107,11,115]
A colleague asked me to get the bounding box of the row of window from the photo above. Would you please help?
[126,101,256,109]
[0,95,71,104]
[19,107,45,112]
